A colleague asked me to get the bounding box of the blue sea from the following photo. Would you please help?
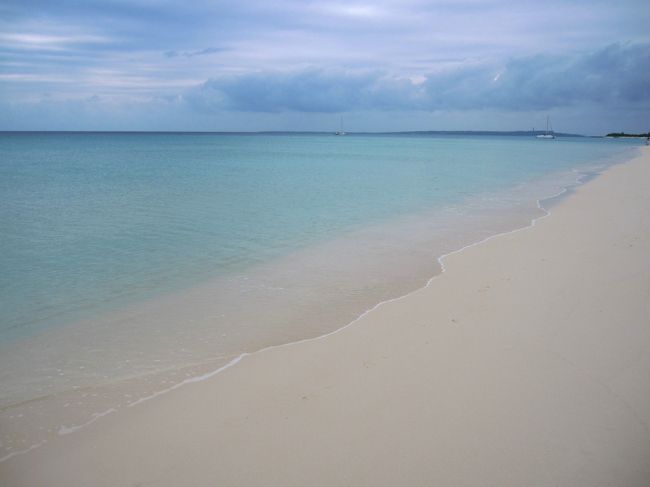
[0,132,640,457]
[0,132,637,340]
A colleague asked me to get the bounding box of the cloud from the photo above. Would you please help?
[459,42,650,110]
[186,69,389,113]
[185,43,650,114]
[0,32,110,46]
[2,1,649,132]
[164,47,225,58]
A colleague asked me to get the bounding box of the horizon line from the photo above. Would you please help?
[0,129,595,137]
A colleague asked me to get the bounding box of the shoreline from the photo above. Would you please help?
[0,149,638,465]
[2,148,648,485]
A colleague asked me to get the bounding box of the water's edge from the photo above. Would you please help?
[1,147,639,463]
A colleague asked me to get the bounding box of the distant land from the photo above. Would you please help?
[605,132,650,138]
[247,130,586,137]
[0,130,607,138]
[347,130,586,137]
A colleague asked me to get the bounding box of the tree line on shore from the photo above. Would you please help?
[605,132,650,138]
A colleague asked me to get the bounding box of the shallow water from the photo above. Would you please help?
[0,133,636,340]
[0,132,640,458]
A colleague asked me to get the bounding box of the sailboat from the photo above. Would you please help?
[334,116,346,136]
[536,116,555,139]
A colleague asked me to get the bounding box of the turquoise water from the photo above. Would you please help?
[0,132,641,458]
[0,133,638,341]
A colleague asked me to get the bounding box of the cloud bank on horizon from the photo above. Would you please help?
[1,0,648,133]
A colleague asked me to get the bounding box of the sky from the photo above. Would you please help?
[0,0,648,134]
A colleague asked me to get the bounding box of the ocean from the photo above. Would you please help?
[0,132,639,459]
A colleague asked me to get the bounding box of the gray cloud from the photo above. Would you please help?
[459,42,650,110]
[164,47,225,58]
[186,43,650,114]
[2,1,649,131]
[187,69,385,113]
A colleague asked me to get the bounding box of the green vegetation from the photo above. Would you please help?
[605,132,650,138]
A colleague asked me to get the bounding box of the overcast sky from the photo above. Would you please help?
[1,0,648,134]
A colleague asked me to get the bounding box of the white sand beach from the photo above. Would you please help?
[2,147,649,486]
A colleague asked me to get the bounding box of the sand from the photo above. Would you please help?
[2,147,649,486]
